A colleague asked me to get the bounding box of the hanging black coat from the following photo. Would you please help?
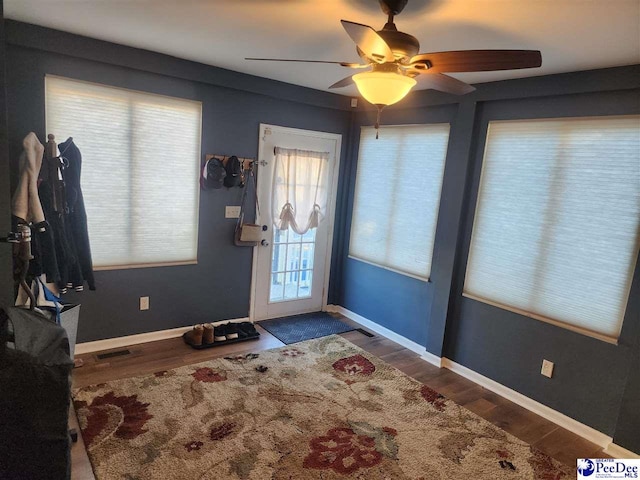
[37,167,72,290]
[58,138,95,292]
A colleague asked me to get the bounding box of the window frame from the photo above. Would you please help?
[462,115,640,345]
[347,123,451,282]
[44,75,203,271]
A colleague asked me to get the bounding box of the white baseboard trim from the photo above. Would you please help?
[75,317,250,355]
[440,358,613,449]
[603,442,640,459]
[327,305,432,358]
[420,351,443,368]
[327,305,442,369]
[327,304,632,456]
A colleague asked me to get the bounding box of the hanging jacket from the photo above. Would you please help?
[38,160,74,290]
[59,138,96,291]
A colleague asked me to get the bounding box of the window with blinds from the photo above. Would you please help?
[45,76,202,269]
[464,116,640,342]
[349,124,450,280]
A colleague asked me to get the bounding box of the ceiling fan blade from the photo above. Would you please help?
[329,75,355,89]
[341,20,395,63]
[245,58,365,68]
[410,50,542,73]
[413,72,476,95]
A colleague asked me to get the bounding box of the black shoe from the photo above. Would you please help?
[236,324,249,339]
[213,325,227,342]
[239,322,258,337]
[225,323,239,340]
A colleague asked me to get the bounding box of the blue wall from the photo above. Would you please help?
[335,104,457,347]
[446,91,640,436]
[332,67,640,449]
[613,324,640,452]
[4,21,352,343]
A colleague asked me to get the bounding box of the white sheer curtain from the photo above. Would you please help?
[271,147,330,234]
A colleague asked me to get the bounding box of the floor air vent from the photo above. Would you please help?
[356,328,374,337]
[96,349,131,360]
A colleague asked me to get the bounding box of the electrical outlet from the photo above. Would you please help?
[139,296,150,311]
[541,359,554,378]
[225,206,241,218]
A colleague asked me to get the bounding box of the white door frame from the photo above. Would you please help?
[249,123,342,321]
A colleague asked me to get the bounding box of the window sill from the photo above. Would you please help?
[461,292,619,345]
[93,260,198,271]
[348,255,431,283]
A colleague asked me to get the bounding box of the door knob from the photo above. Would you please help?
[261,239,269,246]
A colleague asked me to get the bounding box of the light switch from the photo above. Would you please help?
[225,206,241,218]
[140,296,150,311]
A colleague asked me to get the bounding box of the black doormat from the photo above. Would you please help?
[258,312,356,345]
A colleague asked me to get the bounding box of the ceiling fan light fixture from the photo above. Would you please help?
[352,71,416,106]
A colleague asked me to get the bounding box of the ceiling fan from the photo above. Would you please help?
[245,0,542,99]
[247,0,541,131]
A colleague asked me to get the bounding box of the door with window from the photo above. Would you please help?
[252,124,341,320]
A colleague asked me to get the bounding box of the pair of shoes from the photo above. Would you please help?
[238,322,258,338]
[185,324,215,346]
[185,322,259,346]
[214,323,240,343]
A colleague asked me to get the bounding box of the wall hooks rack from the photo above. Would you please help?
[205,154,255,172]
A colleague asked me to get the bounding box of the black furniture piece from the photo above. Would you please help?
[0,306,74,480]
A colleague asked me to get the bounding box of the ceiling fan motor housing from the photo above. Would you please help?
[376,27,420,62]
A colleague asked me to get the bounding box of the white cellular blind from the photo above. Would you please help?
[45,76,202,268]
[464,116,640,341]
[349,124,450,280]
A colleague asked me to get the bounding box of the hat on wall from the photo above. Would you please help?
[201,158,226,189]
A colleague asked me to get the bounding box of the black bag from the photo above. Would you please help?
[224,155,244,188]
[0,307,73,480]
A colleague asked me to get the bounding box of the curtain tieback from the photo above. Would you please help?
[308,204,323,230]
[278,203,296,231]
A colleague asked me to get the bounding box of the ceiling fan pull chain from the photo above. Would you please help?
[375,106,382,139]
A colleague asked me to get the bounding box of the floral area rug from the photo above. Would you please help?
[73,335,574,479]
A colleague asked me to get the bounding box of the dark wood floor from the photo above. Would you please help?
[70,317,607,479]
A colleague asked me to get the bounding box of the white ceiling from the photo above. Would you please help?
[5,0,640,97]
